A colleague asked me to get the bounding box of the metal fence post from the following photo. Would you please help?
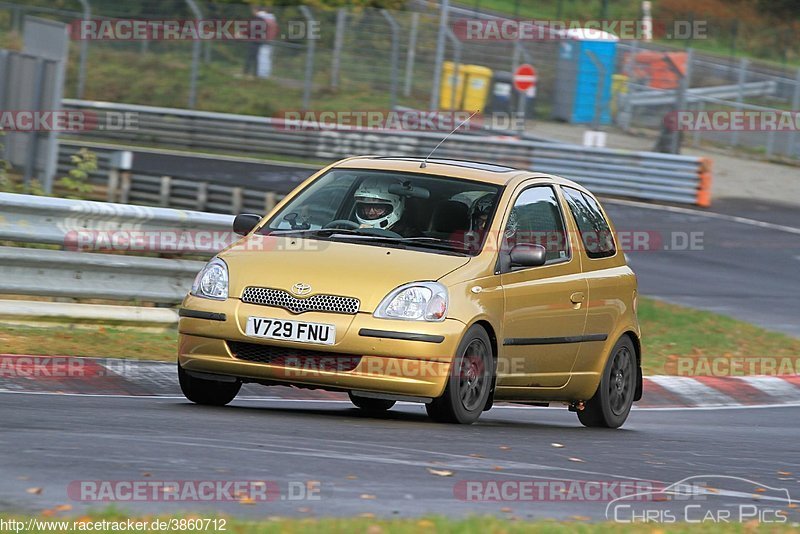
[430,0,449,111]
[731,57,748,148]
[670,48,693,154]
[403,12,419,98]
[382,10,400,110]
[787,68,800,158]
[23,58,46,193]
[330,8,346,90]
[620,40,639,130]
[444,27,462,111]
[185,0,203,109]
[299,6,315,110]
[76,0,90,99]
[11,6,21,33]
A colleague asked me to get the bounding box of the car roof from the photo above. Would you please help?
[332,156,589,192]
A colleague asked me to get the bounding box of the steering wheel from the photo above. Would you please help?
[324,219,360,230]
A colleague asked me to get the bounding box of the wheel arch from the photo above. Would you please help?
[470,319,499,411]
[622,330,643,402]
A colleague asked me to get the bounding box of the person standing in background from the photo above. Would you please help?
[254,7,278,79]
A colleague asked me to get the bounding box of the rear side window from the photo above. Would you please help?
[562,187,616,259]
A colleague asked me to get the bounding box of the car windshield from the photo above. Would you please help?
[260,169,503,255]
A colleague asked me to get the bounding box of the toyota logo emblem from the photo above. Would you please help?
[291,283,312,296]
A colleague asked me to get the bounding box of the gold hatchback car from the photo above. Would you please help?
[178,157,642,427]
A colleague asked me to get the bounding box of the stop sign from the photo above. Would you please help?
[513,64,537,92]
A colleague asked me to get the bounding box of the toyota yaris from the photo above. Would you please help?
[178,156,642,427]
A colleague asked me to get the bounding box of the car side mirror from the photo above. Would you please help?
[233,213,262,236]
[510,243,547,268]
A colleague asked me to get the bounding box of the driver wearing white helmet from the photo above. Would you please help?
[354,177,408,232]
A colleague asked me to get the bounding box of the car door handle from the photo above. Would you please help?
[570,292,585,304]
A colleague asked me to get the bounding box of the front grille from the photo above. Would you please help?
[227,341,361,372]
[241,287,360,315]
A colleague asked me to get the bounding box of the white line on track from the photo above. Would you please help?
[604,198,800,236]
[1,388,798,410]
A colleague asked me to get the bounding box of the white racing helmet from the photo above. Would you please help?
[354,177,405,229]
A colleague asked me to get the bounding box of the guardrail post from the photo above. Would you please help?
[382,10,400,110]
[232,187,243,214]
[265,191,277,213]
[119,173,131,204]
[330,8,346,90]
[299,6,315,110]
[159,176,172,207]
[108,151,133,203]
[403,12,419,98]
[196,182,208,211]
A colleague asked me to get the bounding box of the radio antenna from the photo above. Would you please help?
[420,109,480,169]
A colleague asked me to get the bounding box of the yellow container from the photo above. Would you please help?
[461,64,493,112]
[439,62,493,111]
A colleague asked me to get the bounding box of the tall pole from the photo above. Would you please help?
[185,0,203,109]
[76,0,90,99]
[429,0,449,111]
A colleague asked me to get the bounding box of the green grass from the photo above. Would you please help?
[0,323,177,361]
[1,511,797,533]
[2,298,799,375]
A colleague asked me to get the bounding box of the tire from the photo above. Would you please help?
[348,392,396,413]
[578,336,637,428]
[178,362,241,406]
[426,325,493,424]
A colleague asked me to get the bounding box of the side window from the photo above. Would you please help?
[562,187,616,259]
[503,186,570,264]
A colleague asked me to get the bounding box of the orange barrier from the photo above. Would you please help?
[697,158,713,207]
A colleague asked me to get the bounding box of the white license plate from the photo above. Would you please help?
[245,316,336,345]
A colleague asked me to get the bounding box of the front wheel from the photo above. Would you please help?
[348,392,395,413]
[178,362,241,406]
[426,325,493,424]
[578,336,637,428]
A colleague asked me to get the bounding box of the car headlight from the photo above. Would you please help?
[191,257,228,300]
[374,282,448,322]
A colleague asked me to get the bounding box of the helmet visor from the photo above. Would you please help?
[356,201,393,221]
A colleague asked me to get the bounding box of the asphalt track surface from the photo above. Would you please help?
[2,392,798,520]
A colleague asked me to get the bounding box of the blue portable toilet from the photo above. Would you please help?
[552,28,619,125]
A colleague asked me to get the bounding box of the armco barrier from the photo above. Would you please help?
[0,192,232,255]
[62,99,713,206]
[0,193,231,304]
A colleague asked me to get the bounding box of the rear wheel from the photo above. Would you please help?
[426,325,493,424]
[578,336,636,428]
[348,392,396,413]
[178,362,241,406]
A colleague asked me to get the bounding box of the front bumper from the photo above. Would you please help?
[177,295,465,399]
